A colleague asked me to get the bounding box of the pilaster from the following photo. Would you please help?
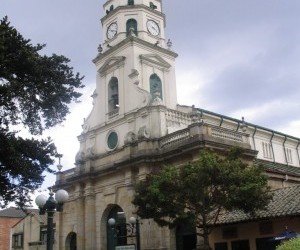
[84,182,96,249]
[75,184,85,250]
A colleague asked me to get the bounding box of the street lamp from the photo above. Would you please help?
[108,212,141,250]
[35,189,69,250]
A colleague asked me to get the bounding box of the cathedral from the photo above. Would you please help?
[53,1,300,250]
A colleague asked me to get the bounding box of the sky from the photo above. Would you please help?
[1,0,300,190]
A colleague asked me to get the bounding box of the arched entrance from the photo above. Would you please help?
[65,232,77,250]
[176,223,197,250]
[107,205,127,250]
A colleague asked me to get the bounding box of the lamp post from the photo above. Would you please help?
[35,189,69,250]
[108,212,141,250]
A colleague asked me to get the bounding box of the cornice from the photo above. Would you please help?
[101,4,165,25]
[78,105,168,141]
[140,54,171,69]
[98,56,126,76]
[93,36,178,64]
[59,134,256,186]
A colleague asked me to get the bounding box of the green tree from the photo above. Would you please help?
[276,238,300,250]
[133,148,272,250]
[0,16,84,207]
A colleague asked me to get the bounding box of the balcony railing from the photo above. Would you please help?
[160,128,190,148]
[108,108,119,119]
[165,108,191,128]
[160,123,248,149]
[211,127,243,143]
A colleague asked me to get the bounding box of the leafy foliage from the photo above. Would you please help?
[0,16,84,207]
[276,238,300,250]
[133,148,272,249]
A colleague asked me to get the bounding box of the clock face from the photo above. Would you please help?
[107,22,118,39]
[147,20,160,36]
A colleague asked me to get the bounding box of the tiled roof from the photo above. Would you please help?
[216,185,300,225]
[257,160,300,177]
[0,207,27,218]
[10,209,48,229]
[0,207,40,218]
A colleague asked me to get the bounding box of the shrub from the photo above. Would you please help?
[276,238,300,250]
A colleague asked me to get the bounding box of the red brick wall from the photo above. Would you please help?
[0,218,22,250]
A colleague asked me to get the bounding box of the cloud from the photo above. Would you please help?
[169,0,300,135]
[43,84,95,171]
[283,120,300,138]
[230,100,300,130]
[1,0,101,85]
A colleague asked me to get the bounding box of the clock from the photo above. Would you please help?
[107,22,118,39]
[146,20,160,36]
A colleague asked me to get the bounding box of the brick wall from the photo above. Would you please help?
[0,218,22,250]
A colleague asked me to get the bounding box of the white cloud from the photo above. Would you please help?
[230,100,300,137]
[41,85,94,188]
[230,100,283,122]
[279,120,300,138]
[176,68,207,107]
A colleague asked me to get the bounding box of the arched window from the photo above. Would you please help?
[126,19,137,36]
[108,77,119,112]
[128,0,134,5]
[150,74,163,100]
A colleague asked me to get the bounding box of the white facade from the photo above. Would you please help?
[78,0,178,160]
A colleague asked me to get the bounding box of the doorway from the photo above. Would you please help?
[231,240,250,250]
[176,223,197,250]
[107,206,126,250]
[65,232,77,250]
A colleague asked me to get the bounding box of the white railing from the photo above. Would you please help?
[160,129,190,148]
[166,109,191,128]
[211,127,243,143]
[108,108,119,119]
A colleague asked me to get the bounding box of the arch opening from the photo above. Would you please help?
[65,232,77,250]
[105,205,127,250]
[150,73,163,100]
[108,77,119,112]
[126,19,138,36]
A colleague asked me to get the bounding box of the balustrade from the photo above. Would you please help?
[160,128,190,148]
[166,109,191,128]
[211,127,243,143]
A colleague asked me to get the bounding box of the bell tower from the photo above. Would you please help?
[102,0,166,48]
[78,0,179,159]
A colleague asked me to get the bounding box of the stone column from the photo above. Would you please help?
[56,212,63,250]
[84,182,96,249]
[75,184,85,250]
